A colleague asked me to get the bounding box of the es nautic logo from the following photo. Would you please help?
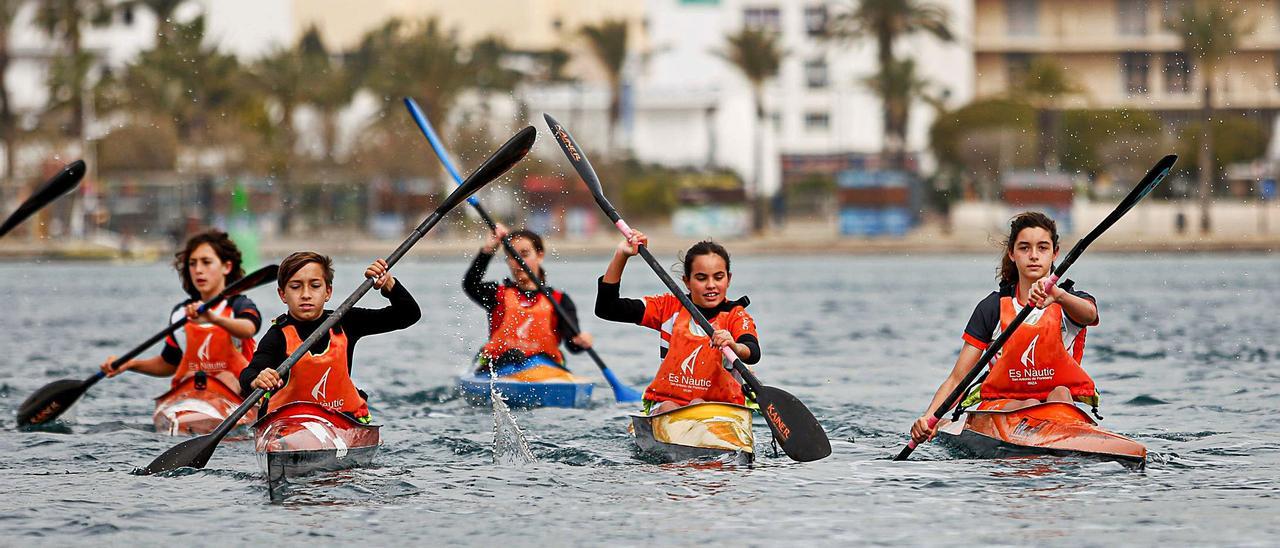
[196,334,212,362]
[311,367,331,400]
[1020,334,1038,368]
[680,346,701,375]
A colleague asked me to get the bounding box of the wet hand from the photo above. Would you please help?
[367,259,395,291]
[616,230,647,257]
[252,369,283,390]
[910,415,938,445]
[571,332,593,349]
[710,329,734,349]
[1029,277,1060,309]
[485,223,510,254]
[100,356,128,378]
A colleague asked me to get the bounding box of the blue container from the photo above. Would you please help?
[880,208,913,236]
[839,208,883,236]
[837,169,910,189]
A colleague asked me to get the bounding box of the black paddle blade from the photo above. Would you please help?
[16,378,91,427]
[0,159,86,238]
[227,264,279,295]
[543,113,623,223]
[140,434,217,475]
[440,126,536,213]
[756,385,832,462]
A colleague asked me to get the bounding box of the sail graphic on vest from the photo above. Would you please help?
[516,316,535,339]
[1021,335,1039,368]
[196,335,212,362]
[680,346,701,375]
[311,367,332,400]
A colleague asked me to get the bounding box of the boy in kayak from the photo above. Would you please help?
[595,231,760,414]
[911,212,1100,445]
[100,230,261,393]
[241,252,420,422]
[463,224,593,377]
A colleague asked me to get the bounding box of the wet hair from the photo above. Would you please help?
[174,229,244,299]
[998,211,1059,285]
[677,240,731,278]
[278,251,334,289]
[506,229,547,280]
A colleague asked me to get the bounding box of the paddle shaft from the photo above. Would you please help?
[895,155,1177,461]
[204,210,449,444]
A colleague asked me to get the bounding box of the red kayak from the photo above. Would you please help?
[153,374,255,436]
[253,402,381,489]
[936,400,1147,468]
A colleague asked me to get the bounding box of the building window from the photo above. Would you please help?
[1006,53,1032,87]
[121,4,135,25]
[1006,0,1039,36]
[771,112,782,131]
[804,111,830,131]
[804,5,829,37]
[744,7,782,32]
[1161,0,1188,26]
[1121,52,1151,95]
[1164,51,1190,94]
[1117,0,1148,36]
[805,57,828,89]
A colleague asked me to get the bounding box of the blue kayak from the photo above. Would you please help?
[455,355,594,409]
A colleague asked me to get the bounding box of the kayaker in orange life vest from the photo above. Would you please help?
[463,224,593,373]
[99,230,261,393]
[595,232,760,415]
[241,251,420,422]
[911,212,1100,445]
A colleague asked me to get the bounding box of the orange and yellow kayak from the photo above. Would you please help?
[937,400,1146,468]
[630,402,755,464]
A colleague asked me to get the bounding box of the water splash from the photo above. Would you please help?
[489,368,535,465]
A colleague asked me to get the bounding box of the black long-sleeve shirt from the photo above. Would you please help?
[595,277,760,364]
[463,250,585,354]
[238,281,421,394]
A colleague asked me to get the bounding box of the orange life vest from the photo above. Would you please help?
[479,285,565,364]
[172,302,254,393]
[641,294,757,406]
[980,296,1097,404]
[265,325,368,417]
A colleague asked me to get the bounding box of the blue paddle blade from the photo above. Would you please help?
[601,367,644,403]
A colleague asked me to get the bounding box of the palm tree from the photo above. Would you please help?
[36,0,108,138]
[579,19,628,154]
[833,0,952,167]
[297,25,361,165]
[358,18,469,131]
[1013,57,1080,169]
[251,45,306,233]
[0,0,23,210]
[1167,0,1254,234]
[115,0,185,48]
[717,27,783,234]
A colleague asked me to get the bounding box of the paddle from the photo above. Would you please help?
[0,160,86,239]
[139,124,536,475]
[544,113,832,462]
[893,154,1178,461]
[405,98,643,403]
[16,264,280,427]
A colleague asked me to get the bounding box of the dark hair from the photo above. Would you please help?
[999,211,1059,284]
[506,229,547,280]
[677,240,731,278]
[278,251,334,289]
[174,229,244,299]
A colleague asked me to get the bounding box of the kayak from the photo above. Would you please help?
[456,354,593,408]
[630,402,755,464]
[936,399,1146,468]
[253,402,381,489]
[152,373,255,436]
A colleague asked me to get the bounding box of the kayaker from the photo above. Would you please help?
[595,231,760,415]
[910,212,1100,445]
[241,252,420,422]
[463,224,592,374]
[100,229,261,393]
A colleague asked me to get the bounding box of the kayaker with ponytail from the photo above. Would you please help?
[463,224,593,376]
[241,252,420,422]
[910,211,1101,445]
[596,232,760,415]
[100,230,261,393]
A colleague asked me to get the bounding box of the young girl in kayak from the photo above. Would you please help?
[595,232,759,414]
[911,212,1100,445]
[463,224,592,376]
[241,252,420,422]
[100,230,261,393]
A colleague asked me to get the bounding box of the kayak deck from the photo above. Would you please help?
[153,375,255,436]
[630,402,754,464]
[456,360,593,409]
[253,402,381,490]
[937,400,1146,468]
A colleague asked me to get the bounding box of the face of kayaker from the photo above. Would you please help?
[278,262,333,321]
[683,253,731,308]
[1008,227,1059,282]
[188,243,231,299]
[506,236,543,290]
